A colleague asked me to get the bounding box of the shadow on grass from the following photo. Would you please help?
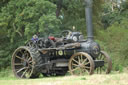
[0,69,87,81]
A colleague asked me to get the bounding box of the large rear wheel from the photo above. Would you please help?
[12,46,42,78]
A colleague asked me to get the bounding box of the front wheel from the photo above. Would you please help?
[68,52,95,76]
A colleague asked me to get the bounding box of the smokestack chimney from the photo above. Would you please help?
[85,0,94,41]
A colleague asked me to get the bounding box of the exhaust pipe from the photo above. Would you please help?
[85,0,94,41]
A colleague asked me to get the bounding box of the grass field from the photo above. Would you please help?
[0,70,128,85]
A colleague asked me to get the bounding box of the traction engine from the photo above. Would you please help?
[11,0,112,78]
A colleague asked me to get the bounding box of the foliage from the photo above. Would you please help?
[0,0,60,41]
[101,0,128,29]
[0,0,60,69]
[97,18,128,72]
[97,0,128,71]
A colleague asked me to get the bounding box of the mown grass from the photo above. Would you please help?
[0,69,128,85]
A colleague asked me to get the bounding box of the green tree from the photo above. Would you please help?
[101,0,128,28]
[0,0,61,69]
[0,0,61,42]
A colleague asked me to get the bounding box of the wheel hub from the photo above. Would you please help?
[22,61,28,67]
[79,64,84,68]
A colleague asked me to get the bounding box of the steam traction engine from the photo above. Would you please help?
[11,0,112,78]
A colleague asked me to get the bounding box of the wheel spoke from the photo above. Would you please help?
[81,68,85,73]
[99,54,103,60]
[25,69,31,78]
[78,56,81,64]
[84,62,90,65]
[28,63,33,67]
[27,69,31,74]
[25,53,29,60]
[16,67,27,73]
[100,55,104,60]
[28,57,32,61]
[28,61,33,64]
[15,56,24,61]
[84,69,89,74]
[72,59,79,64]
[71,67,80,72]
[80,54,83,62]
[14,63,23,66]
[72,63,79,67]
[99,54,102,59]
[84,66,90,69]
[19,50,23,54]
[82,58,87,64]
[21,69,28,78]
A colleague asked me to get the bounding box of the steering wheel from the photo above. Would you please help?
[60,30,72,38]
